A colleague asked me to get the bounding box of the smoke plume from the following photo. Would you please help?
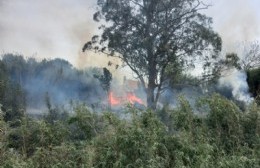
[218,69,253,103]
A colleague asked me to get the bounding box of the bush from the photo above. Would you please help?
[1,96,259,167]
[87,108,169,167]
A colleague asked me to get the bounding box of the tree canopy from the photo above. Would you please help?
[240,42,260,71]
[84,0,222,109]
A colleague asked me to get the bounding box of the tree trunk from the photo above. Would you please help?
[145,0,158,110]
[147,85,156,110]
[147,65,157,109]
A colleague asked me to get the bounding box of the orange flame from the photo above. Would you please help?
[109,91,144,106]
[109,92,120,106]
[126,92,144,105]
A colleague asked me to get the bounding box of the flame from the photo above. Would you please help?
[109,92,120,106]
[126,92,144,105]
[109,91,144,106]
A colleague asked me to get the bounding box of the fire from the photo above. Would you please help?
[126,92,144,105]
[109,92,120,106]
[109,91,144,106]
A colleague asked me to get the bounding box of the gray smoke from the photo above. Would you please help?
[0,54,107,114]
[0,0,97,67]
[1,0,260,68]
[159,86,204,110]
[218,69,253,104]
[204,0,260,52]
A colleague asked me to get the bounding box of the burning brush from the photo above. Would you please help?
[109,91,145,107]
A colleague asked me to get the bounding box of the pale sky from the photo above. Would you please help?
[205,0,260,51]
[0,0,260,69]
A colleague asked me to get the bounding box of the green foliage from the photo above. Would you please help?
[68,105,100,141]
[172,96,194,131]
[242,103,260,149]
[0,104,8,163]
[29,143,89,168]
[0,59,26,123]
[197,94,243,153]
[0,96,260,167]
[84,0,222,108]
[7,118,68,157]
[88,108,169,167]
[0,53,105,111]
[0,59,26,124]
[44,92,69,124]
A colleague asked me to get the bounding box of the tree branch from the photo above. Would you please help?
[129,0,144,8]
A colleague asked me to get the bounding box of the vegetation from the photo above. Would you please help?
[0,53,259,167]
[239,42,260,71]
[0,93,259,167]
[1,0,260,167]
[0,54,259,167]
[0,58,26,123]
[83,0,222,109]
[0,53,105,111]
[94,67,113,109]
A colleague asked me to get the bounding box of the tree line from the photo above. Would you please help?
[0,53,106,119]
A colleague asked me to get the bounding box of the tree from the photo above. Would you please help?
[240,41,260,71]
[84,0,222,109]
[220,42,260,72]
[94,68,112,108]
[0,59,26,123]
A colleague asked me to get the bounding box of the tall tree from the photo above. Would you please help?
[83,0,221,109]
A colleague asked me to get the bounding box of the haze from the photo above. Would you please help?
[0,0,260,68]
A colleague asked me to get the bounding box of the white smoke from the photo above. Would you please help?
[0,0,97,67]
[218,69,253,103]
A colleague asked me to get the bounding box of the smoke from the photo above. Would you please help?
[218,69,253,103]
[1,0,259,76]
[1,54,107,114]
[159,86,204,110]
[202,0,258,104]
[0,0,128,83]
[158,69,253,111]
[0,0,259,109]
[0,0,102,67]
[204,0,260,52]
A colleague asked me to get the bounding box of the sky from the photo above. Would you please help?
[205,0,260,51]
[1,0,260,69]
